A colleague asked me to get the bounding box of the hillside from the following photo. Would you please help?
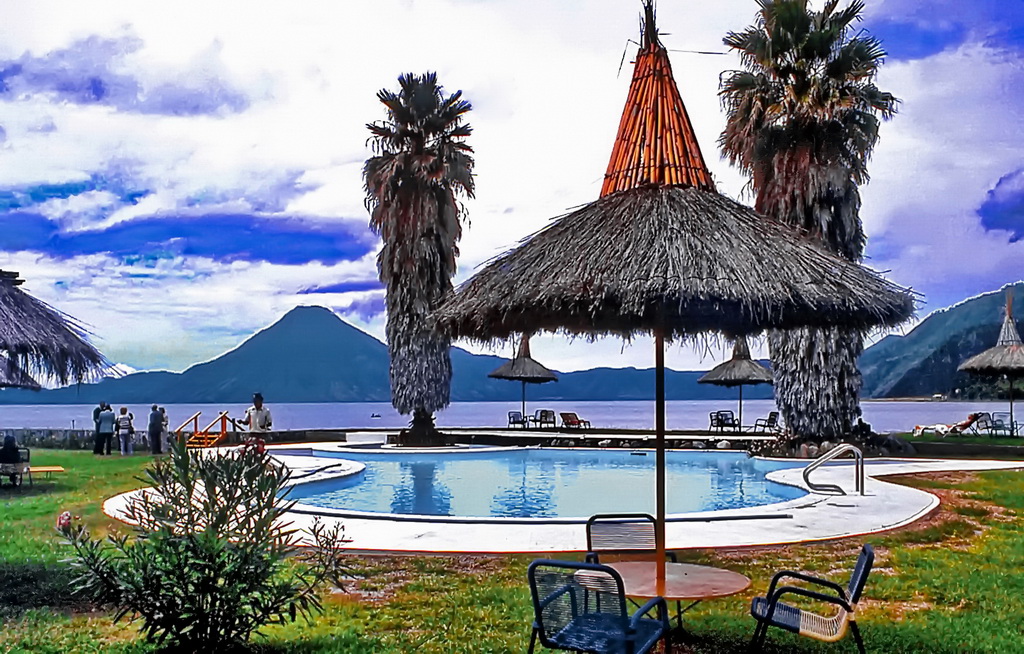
[860,282,1024,398]
[0,306,767,404]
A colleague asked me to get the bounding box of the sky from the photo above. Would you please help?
[0,0,1022,377]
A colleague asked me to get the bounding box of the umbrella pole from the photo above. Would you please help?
[655,328,666,595]
[738,385,743,429]
[521,381,527,422]
[1011,378,1016,437]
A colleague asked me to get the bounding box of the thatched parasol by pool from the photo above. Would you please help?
[488,333,557,420]
[959,293,1024,435]
[0,270,108,385]
[698,337,772,428]
[433,2,913,591]
[0,354,40,390]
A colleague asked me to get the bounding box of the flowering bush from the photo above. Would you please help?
[59,437,352,650]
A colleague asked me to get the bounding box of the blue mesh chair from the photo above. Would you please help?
[528,559,670,654]
[749,543,874,653]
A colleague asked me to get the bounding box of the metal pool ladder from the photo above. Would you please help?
[802,444,865,496]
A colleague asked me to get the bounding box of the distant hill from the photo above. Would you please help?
[0,305,770,404]
[859,282,1024,398]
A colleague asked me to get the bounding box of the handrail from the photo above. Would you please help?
[200,411,232,434]
[175,411,202,435]
[801,444,864,496]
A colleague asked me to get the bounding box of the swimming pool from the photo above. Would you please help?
[286,448,807,519]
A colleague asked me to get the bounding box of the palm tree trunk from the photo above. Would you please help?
[769,325,864,439]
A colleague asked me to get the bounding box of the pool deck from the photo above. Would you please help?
[102,438,1024,554]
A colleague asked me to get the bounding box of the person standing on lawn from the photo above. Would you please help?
[148,404,164,454]
[96,403,115,455]
[115,406,135,455]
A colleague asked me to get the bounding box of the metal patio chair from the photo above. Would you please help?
[528,559,670,654]
[749,543,874,653]
[509,411,528,429]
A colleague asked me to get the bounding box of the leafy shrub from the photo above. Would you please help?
[60,438,351,650]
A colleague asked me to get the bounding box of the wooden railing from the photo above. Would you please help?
[175,411,235,449]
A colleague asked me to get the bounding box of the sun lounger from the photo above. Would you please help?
[751,411,780,433]
[559,412,591,429]
[529,409,556,429]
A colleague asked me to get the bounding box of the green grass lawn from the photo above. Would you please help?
[1,450,1023,652]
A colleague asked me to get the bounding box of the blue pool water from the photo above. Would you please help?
[287,449,807,519]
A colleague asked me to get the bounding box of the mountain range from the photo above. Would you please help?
[1,281,1020,405]
[0,305,772,404]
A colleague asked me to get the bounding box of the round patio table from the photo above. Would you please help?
[606,561,751,601]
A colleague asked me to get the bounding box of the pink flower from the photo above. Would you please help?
[57,511,73,530]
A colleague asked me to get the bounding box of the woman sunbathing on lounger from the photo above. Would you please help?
[912,412,981,437]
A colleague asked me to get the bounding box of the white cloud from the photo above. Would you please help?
[0,0,1019,373]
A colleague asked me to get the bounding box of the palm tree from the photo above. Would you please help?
[719,0,898,439]
[363,72,474,446]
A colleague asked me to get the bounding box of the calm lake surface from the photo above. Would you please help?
[0,399,1010,434]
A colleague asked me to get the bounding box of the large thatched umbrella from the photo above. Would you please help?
[959,293,1024,435]
[488,333,557,419]
[698,337,772,428]
[0,270,108,385]
[0,354,40,390]
[434,3,913,590]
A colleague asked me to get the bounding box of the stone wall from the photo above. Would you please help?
[2,428,351,450]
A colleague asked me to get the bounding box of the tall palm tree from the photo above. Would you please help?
[720,0,898,439]
[363,72,474,445]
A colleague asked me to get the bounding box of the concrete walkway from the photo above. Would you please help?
[102,441,1024,554]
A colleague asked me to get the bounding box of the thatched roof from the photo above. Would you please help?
[435,185,915,341]
[959,295,1024,376]
[0,270,109,385]
[601,1,715,195]
[698,337,772,387]
[488,334,557,383]
[435,3,912,343]
[0,354,40,390]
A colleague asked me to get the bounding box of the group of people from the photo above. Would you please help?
[92,403,169,456]
[90,393,273,456]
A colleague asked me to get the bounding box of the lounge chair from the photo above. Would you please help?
[559,412,591,429]
[530,409,557,430]
[749,543,874,654]
[584,513,677,564]
[750,411,780,434]
[508,411,528,429]
[991,412,1018,437]
[709,410,739,433]
[527,559,671,654]
[0,435,31,488]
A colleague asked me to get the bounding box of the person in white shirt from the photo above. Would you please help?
[239,392,273,434]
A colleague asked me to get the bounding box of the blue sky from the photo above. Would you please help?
[0,0,1021,376]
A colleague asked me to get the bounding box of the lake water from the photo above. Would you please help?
[0,399,1011,434]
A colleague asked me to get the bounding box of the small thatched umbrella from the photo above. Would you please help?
[434,3,913,591]
[488,333,558,419]
[698,337,772,428]
[0,270,108,385]
[959,293,1024,435]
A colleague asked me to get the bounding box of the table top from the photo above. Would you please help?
[606,561,751,601]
